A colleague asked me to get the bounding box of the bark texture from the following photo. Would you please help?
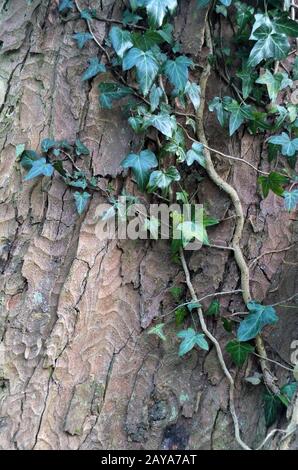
[0,0,297,450]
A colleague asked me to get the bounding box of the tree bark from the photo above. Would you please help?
[0,0,297,450]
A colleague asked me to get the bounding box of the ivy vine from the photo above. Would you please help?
[18,0,298,449]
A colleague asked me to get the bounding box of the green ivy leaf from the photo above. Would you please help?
[99,83,132,109]
[226,340,254,366]
[237,301,278,342]
[24,158,54,180]
[186,142,206,167]
[187,301,201,312]
[283,190,298,211]
[82,57,106,81]
[123,48,159,96]
[208,96,231,127]
[235,1,254,31]
[147,166,180,192]
[80,9,95,21]
[248,25,290,68]
[164,56,193,94]
[225,100,252,136]
[74,191,91,214]
[258,172,288,198]
[177,328,209,357]
[185,81,201,110]
[149,84,163,112]
[145,0,178,28]
[206,299,220,317]
[75,139,90,156]
[268,132,298,157]
[145,112,177,138]
[281,382,298,404]
[148,323,166,341]
[122,9,142,26]
[73,32,93,49]
[275,15,298,37]
[121,149,158,191]
[110,27,133,58]
[236,66,257,99]
[41,138,56,153]
[256,70,292,102]
[175,307,188,326]
[20,150,40,169]
[264,392,283,427]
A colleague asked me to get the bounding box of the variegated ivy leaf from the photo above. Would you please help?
[148,323,166,341]
[82,57,106,81]
[256,70,292,102]
[145,0,178,29]
[109,27,133,58]
[123,48,159,96]
[147,166,180,192]
[283,190,298,212]
[185,81,201,110]
[164,55,193,94]
[268,132,298,157]
[121,149,158,191]
[177,328,209,357]
[186,142,206,167]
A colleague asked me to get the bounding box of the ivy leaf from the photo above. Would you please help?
[281,382,298,404]
[175,307,188,326]
[206,299,220,317]
[99,83,132,109]
[121,149,158,191]
[110,27,133,58]
[219,0,231,5]
[15,144,25,159]
[283,190,298,211]
[256,70,292,102]
[237,301,278,342]
[236,66,257,99]
[225,100,252,136]
[123,48,159,96]
[208,96,231,127]
[187,301,201,312]
[145,0,178,28]
[264,392,283,427]
[248,26,290,68]
[268,132,298,157]
[258,172,288,198]
[149,84,163,112]
[75,139,90,156]
[185,81,201,110]
[82,57,106,81]
[59,0,73,12]
[24,158,54,180]
[164,56,193,94]
[226,340,254,366]
[148,323,166,341]
[186,142,206,167]
[41,138,56,153]
[275,15,298,37]
[74,191,91,214]
[73,32,93,49]
[145,112,177,138]
[147,166,180,192]
[20,150,40,169]
[235,2,254,31]
[122,9,142,25]
[176,221,204,247]
[177,328,209,357]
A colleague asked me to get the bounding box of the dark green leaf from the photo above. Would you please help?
[264,392,283,427]
[206,299,220,317]
[226,340,254,366]
[75,139,90,156]
[145,0,178,28]
[145,112,177,138]
[175,307,188,326]
[149,84,163,112]
[20,150,40,170]
[236,66,257,99]
[256,70,292,102]
[258,172,288,198]
[41,138,56,153]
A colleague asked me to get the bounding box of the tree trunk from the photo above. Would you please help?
[0,0,297,450]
